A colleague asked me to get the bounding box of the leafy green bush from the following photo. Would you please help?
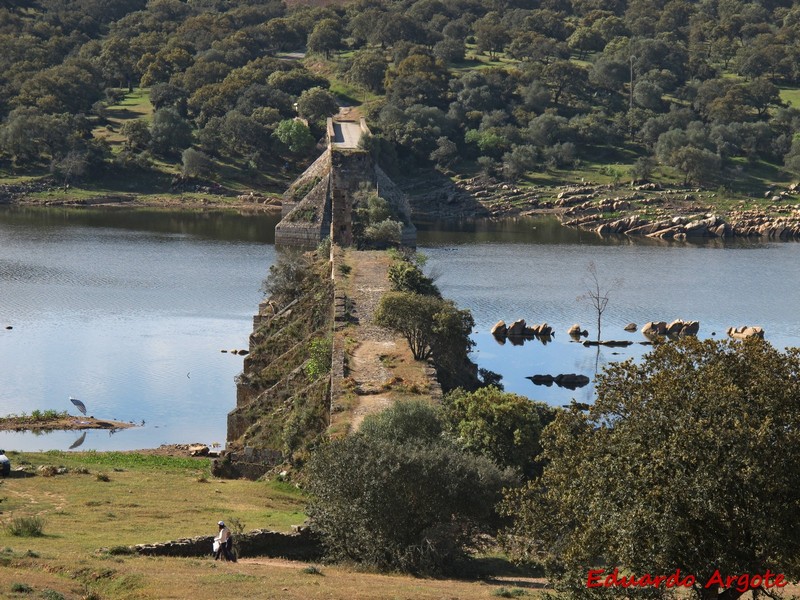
[363,219,402,249]
[29,409,64,421]
[306,401,514,574]
[181,148,212,178]
[503,338,800,596]
[305,337,332,381]
[301,565,323,575]
[10,582,32,593]
[316,236,331,259]
[443,387,556,478]
[352,192,404,249]
[387,260,439,296]
[262,250,315,304]
[6,516,45,537]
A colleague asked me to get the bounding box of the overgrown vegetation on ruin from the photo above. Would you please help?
[235,245,333,460]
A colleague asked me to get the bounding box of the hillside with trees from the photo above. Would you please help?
[1,0,800,206]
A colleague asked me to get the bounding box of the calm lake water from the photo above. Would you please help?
[0,207,279,452]
[1,209,798,451]
[418,218,800,406]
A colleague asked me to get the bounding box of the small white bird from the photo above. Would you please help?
[69,396,87,416]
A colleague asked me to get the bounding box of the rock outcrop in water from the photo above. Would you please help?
[641,320,699,337]
[728,326,765,340]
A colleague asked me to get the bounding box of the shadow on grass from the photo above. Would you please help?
[446,554,548,590]
[105,108,140,121]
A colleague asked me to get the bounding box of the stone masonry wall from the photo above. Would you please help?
[133,526,321,560]
[330,149,373,246]
[212,446,283,480]
[275,174,331,248]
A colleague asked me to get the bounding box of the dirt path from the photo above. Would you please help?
[344,252,398,432]
[339,250,433,432]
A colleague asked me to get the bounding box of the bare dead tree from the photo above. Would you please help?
[577,261,622,343]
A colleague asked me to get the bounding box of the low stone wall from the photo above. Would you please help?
[212,446,283,480]
[133,526,321,560]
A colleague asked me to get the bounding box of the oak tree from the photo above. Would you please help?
[503,337,800,600]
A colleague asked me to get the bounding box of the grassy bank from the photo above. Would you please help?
[0,451,545,599]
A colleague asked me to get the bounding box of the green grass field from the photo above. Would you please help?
[0,450,549,600]
[92,88,154,146]
[780,86,800,108]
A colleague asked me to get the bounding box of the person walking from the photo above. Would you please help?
[213,521,234,561]
[0,450,9,477]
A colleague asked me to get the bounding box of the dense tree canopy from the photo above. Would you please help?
[502,338,800,600]
[306,401,514,574]
[442,386,556,478]
[1,0,800,187]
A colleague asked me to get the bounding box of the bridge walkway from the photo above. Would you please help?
[330,250,440,435]
[331,121,363,148]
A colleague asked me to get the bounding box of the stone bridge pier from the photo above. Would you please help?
[275,118,416,249]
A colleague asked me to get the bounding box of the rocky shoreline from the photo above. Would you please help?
[5,175,800,240]
[463,177,800,240]
[556,182,800,240]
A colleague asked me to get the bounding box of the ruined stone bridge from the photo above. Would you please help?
[274,117,416,248]
[215,120,433,479]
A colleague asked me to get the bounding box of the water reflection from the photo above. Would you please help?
[417,216,782,249]
[68,431,86,449]
[421,221,800,406]
[0,206,281,243]
[0,207,277,451]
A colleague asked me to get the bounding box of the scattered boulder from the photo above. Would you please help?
[600,340,633,347]
[727,326,765,340]
[524,322,552,336]
[237,350,249,356]
[37,465,67,477]
[641,321,668,336]
[666,320,685,335]
[554,374,591,389]
[527,374,554,386]
[491,320,507,336]
[681,321,700,335]
[644,319,699,337]
[568,324,588,337]
[189,445,210,457]
[624,323,637,332]
[507,319,527,337]
[528,373,590,389]
[666,319,700,336]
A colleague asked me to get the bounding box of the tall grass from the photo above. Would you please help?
[6,515,46,537]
